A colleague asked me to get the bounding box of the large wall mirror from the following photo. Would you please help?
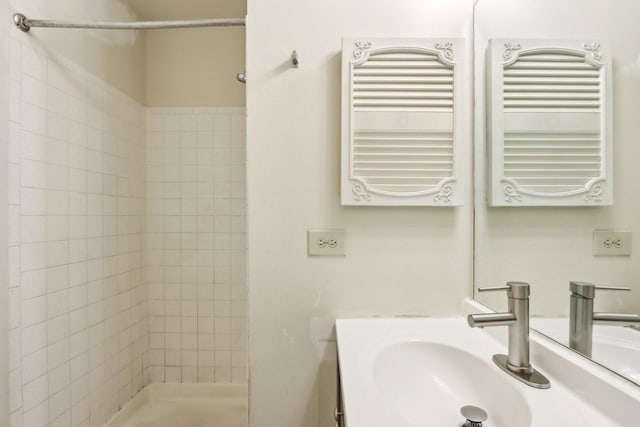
[474,0,640,386]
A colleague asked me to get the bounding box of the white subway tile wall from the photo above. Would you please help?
[8,33,247,427]
[146,108,247,385]
[8,34,149,427]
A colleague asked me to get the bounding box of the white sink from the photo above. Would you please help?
[336,317,629,427]
[373,341,530,426]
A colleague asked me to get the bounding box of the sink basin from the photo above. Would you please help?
[336,317,627,427]
[373,341,530,426]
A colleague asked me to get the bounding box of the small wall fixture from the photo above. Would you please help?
[291,50,300,68]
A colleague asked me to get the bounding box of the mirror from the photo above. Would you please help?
[474,0,640,386]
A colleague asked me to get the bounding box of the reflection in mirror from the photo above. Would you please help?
[473,0,640,386]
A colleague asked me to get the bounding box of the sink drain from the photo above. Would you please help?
[460,405,488,427]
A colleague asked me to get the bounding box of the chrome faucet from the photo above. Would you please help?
[569,281,640,357]
[468,282,550,389]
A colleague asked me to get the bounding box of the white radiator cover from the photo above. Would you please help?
[341,38,465,206]
[486,39,613,206]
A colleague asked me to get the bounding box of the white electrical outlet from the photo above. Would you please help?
[593,230,632,256]
[307,230,346,256]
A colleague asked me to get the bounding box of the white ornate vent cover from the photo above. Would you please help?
[487,39,613,206]
[341,38,465,206]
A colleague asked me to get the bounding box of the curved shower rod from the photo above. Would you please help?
[13,13,246,32]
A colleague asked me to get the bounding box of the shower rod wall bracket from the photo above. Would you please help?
[12,12,246,32]
[14,13,30,32]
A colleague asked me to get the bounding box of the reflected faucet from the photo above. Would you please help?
[569,281,640,357]
[468,282,550,389]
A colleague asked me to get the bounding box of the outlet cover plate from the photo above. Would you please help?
[308,229,346,256]
[593,230,632,256]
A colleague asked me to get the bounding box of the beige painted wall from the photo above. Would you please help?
[8,0,146,103]
[145,27,245,107]
[125,0,245,21]
[247,0,474,425]
[0,0,11,424]
[140,0,246,107]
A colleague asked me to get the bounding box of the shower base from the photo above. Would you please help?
[106,383,248,427]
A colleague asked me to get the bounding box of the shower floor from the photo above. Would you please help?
[106,383,248,427]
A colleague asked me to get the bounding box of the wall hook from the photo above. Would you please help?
[291,50,300,68]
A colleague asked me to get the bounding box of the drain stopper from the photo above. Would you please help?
[460,405,488,427]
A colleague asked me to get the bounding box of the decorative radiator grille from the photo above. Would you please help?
[503,131,602,194]
[503,52,601,111]
[487,39,612,206]
[353,51,454,111]
[342,39,464,206]
[352,130,454,194]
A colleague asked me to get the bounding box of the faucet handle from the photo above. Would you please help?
[595,286,631,292]
[478,281,528,292]
[478,282,530,299]
[570,281,631,298]
[477,286,510,292]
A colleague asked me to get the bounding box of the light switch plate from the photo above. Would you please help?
[307,230,346,256]
[593,230,632,256]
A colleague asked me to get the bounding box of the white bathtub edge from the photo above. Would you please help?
[104,383,249,427]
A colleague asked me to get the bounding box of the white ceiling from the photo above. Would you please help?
[124,0,246,20]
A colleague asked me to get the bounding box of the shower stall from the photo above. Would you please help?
[4,2,248,426]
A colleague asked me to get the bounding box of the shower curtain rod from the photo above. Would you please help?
[12,13,245,32]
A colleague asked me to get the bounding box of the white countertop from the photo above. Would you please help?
[336,312,639,427]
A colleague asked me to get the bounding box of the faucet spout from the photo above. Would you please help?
[593,312,640,326]
[467,312,517,328]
